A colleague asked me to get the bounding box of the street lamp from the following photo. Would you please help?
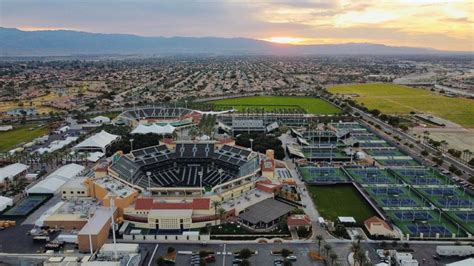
[130,138,134,152]
[249,138,254,151]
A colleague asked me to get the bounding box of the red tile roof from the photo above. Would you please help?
[364,216,391,230]
[287,214,311,226]
[135,198,210,210]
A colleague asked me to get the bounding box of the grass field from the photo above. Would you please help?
[0,124,49,152]
[308,184,376,224]
[209,96,340,114]
[328,84,474,127]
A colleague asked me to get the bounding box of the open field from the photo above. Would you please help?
[209,96,340,114]
[328,84,474,127]
[0,124,49,152]
[307,184,376,225]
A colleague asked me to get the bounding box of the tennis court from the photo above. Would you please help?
[446,211,474,235]
[369,187,404,195]
[376,159,420,167]
[437,198,473,208]
[407,224,452,237]
[1,195,50,217]
[393,210,434,221]
[299,167,348,184]
[365,149,405,157]
[345,167,401,185]
[392,167,453,186]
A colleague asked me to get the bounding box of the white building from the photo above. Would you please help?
[394,252,419,266]
[0,163,29,184]
[73,130,119,153]
[27,163,85,195]
[0,196,13,212]
[131,124,175,135]
[91,116,111,124]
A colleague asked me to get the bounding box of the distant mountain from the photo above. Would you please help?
[0,27,465,56]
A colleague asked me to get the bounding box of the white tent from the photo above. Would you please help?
[131,123,176,135]
[0,196,13,212]
[0,163,29,183]
[91,116,111,124]
[27,163,85,195]
[87,151,105,162]
[73,130,119,153]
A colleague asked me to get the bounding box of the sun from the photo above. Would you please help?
[263,37,307,45]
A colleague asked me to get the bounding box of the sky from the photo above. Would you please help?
[1,0,473,51]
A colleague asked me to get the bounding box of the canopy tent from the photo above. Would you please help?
[0,163,29,183]
[27,163,85,195]
[131,123,176,135]
[73,130,119,153]
[0,196,13,212]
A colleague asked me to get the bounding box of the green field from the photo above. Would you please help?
[209,96,340,114]
[308,185,376,225]
[0,124,49,152]
[328,83,474,127]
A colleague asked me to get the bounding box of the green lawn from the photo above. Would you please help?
[0,124,49,152]
[328,83,474,127]
[209,96,340,114]
[308,185,376,225]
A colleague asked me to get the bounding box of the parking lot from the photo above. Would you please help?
[142,243,327,266]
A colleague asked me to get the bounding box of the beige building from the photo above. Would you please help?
[61,176,89,200]
[364,216,396,238]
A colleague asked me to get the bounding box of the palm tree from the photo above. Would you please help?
[329,252,338,266]
[315,234,323,253]
[355,234,363,245]
[218,207,226,224]
[212,201,221,225]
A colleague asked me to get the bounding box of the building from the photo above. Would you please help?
[394,252,419,266]
[39,200,96,230]
[446,258,474,266]
[61,176,90,200]
[0,196,13,212]
[364,216,396,238]
[77,207,118,253]
[0,163,29,184]
[238,198,294,230]
[73,130,119,153]
[287,214,311,230]
[91,116,111,124]
[85,176,138,217]
[27,164,85,195]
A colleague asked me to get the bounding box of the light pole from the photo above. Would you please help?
[130,138,134,152]
[146,171,151,192]
[185,100,188,109]
[249,138,254,151]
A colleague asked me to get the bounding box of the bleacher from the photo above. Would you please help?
[110,143,255,189]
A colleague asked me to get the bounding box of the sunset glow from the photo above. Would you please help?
[263,37,307,45]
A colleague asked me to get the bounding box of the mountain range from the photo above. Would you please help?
[0,27,468,56]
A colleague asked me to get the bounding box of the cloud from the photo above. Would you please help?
[0,0,472,51]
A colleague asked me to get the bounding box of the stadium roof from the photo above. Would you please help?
[0,163,29,182]
[238,199,293,224]
[131,123,176,135]
[27,163,85,194]
[73,130,119,152]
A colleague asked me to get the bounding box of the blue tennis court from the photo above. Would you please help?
[422,188,456,196]
[394,211,433,221]
[438,198,472,208]
[407,224,451,237]
[410,177,442,185]
[371,187,404,195]
[381,198,417,207]
[2,195,50,216]
[455,213,474,221]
